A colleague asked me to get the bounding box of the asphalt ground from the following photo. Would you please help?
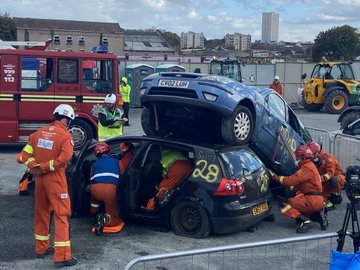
[0,108,352,269]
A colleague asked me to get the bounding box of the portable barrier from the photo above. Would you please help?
[124,232,355,270]
[304,127,332,153]
[333,133,360,169]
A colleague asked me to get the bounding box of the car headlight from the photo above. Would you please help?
[203,92,218,102]
[139,88,146,96]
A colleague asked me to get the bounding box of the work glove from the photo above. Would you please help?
[30,166,43,176]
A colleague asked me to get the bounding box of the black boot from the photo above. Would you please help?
[310,212,328,230]
[296,215,314,233]
[93,213,110,236]
[329,193,342,205]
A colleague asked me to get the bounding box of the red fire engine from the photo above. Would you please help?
[0,46,121,150]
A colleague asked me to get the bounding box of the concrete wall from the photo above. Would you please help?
[123,60,360,106]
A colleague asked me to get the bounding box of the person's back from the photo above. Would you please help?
[89,142,125,235]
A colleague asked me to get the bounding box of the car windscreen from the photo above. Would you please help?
[219,148,263,179]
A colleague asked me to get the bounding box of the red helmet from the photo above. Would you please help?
[95,142,110,156]
[294,145,313,159]
[307,141,321,154]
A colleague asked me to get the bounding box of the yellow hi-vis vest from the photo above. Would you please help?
[119,84,131,103]
[98,107,123,141]
[160,149,188,177]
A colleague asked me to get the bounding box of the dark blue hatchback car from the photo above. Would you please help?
[139,72,312,176]
[67,136,272,238]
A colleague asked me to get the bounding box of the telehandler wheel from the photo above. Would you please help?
[324,90,348,114]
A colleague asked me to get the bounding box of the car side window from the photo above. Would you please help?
[220,149,263,179]
[267,93,287,121]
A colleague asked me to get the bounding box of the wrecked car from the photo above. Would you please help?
[139,72,312,176]
[67,136,272,238]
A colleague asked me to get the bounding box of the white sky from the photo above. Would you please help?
[2,0,360,42]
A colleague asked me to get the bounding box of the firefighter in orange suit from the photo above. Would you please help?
[307,141,345,210]
[270,144,325,233]
[119,142,134,175]
[16,104,77,268]
[90,142,125,236]
[144,148,192,209]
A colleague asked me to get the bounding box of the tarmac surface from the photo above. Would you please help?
[0,108,354,269]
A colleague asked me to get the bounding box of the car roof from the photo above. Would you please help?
[102,135,253,152]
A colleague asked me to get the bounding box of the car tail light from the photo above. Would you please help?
[213,178,245,196]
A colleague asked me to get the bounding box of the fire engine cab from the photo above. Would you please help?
[0,45,121,150]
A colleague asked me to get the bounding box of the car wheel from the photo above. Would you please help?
[324,90,348,114]
[141,107,158,136]
[170,201,211,238]
[340,111,360,129]
[221,105,254,145]
[68,119,94,151]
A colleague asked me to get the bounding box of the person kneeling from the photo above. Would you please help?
[89,142,125,236]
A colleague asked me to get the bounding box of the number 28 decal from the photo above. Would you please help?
[192,159,219,183]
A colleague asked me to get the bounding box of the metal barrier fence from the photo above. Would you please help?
[306,127,360,169]
[124,232,354,270]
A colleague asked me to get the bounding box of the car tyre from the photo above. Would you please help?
[69,119,94,151]
[141,107,159,136]
[303,103,323,112]
[221,105,254,145]
[340,110,360,129]
[324,89,348,114]
[170,201,211,238]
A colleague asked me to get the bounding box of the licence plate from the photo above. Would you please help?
[158,79,189,88]
[252,202,269,216]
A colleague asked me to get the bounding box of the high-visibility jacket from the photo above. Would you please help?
[97,107,123,141]
[119,84,131,103]
[91,156,120,185]
[160,149,188,177]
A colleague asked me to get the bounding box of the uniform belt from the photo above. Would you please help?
[304,192,323,196]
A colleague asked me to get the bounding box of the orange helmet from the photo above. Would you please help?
[307,142,321,154]
[95,142,110,156]
[294,145,313,160]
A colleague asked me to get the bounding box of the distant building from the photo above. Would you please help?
[180,31,204,49]
[261,12,279,43]
[13,17,124,55]
[224,33,251,51]
[124,30,175,57]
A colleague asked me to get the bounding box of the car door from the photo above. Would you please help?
[254,93,299,175]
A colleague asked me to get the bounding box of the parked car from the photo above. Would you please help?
[139,72,312,175]
[67,136,272,238]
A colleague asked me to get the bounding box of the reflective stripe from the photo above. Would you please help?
[54,241,71,247]
[90,172,119,181]
[324,173,331,181]
[281,204,292,214]
[24,144,34,154]
[279,176,284,184]
[49,160,55,171]
[25,157,35,165]
[91,203,100,208]
[34,233,50,241]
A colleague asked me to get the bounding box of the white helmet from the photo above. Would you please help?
[53,104,75,120]
[274,75,280,80]
[104,93,116,104]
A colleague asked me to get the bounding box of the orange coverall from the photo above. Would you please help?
[317,151,345,199]
[274,159,324,219]
[269,81,283,95]
[16,120,74,263]
[90,156,126,233]
[156,160,193,199]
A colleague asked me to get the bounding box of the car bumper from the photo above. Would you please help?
[210,196,272,235]
[140,94,235,116]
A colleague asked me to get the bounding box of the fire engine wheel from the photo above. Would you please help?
[221,105,254,145]
[324,90,348,114]
[68,119,94,151]
[170,201,211,238]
